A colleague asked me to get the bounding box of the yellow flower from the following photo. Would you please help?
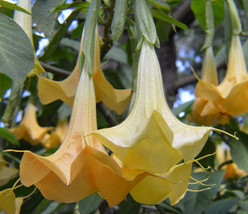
[14,0,45,76]
[38,27,131,114]
[10,103,50,145]
[0,188,23,214]
[91,41,230,205]
[216,144,246,179]
[16,60,144,207]
[42,119,68,149]
[189,35,248,125]
[0,154,18,186]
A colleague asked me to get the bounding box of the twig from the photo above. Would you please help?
[97,103,118,126]
[39,62,71,77]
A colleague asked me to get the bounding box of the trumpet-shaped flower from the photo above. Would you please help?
[15,61,144,206]
[189,35,248,125]
[91,41,231,205]
[14,0,45,76]
[0,188,23,214]
[10,103,51,145]
[38,28,131,114]
[42,119,68,149]
[0,154,18,186]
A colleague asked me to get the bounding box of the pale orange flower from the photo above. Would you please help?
[0,154,18,186]
[0,188,23,214]
[91,41,234,205]
[38,27,131,114]
[189,35,248,125]
[10,103,50,145]
[16,58,144,207]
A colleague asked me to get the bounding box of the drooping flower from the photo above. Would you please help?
[189,35,248,125]
[41,119,68,149]
[14,0,45,76]
[10,103,51,145]
[38,27,131,114]
[216,144,246,179]
[14,54,144,207]
[91,41,233,205]
[0,154,18,186]
[0,188,23,214]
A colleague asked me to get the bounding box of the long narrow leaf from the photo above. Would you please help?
[0,0,31,15]
[151,9,189,31]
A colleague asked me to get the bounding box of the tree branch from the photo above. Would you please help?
[40,62,71,77]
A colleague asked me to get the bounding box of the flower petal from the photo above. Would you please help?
[0,189,18,214]
[201,47,218,85]
[38,69,79,106]
[10,103,50,145]
[130,163,192,205]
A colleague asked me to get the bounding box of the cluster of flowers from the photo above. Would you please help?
[1,0,247,213]
[189,35,248,126]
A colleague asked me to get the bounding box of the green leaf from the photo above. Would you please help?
[176,170,225,214]
[191,0,206,29]
[148,0,171,11]
[151,9,189,31]
[205,197,239,214]
[82,0,100,74]
[158,201,181,214]
[212,0,224,27]
[105,46,128,64]
[0,127,19,145]
[156,20,170,42]
[191,0,224,30]
[61,38,80,51]
[33,199,51,214]
[51,1,89,13]
[134,0,158,46]
[230,132,248,173]
[32,0,65,39]
[0,73,11,99]
[0,0,31,15]
[111,0,128,42]
[238,200,248,212]
[0,13,34,83]
[78,193,102,214]
[117,194,140,214]
[231,190,245,200]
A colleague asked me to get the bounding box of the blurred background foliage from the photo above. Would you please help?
[1,0,248,213]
